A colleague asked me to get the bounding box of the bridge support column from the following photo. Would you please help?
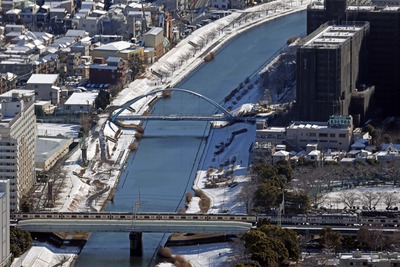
[129,231,143,257]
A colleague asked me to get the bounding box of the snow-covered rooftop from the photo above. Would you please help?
[64,92,98,105]
[94,41,133,51]
[27,74,58,84]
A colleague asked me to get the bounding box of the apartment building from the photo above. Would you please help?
[0,180,11,267]
[0,90,37,211]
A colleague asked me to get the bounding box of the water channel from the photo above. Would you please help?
[76,10,306,267]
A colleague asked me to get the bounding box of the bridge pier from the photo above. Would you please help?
[129,231,143,257]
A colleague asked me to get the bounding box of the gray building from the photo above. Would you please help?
[0,180,11,267]
[296,22,369,122]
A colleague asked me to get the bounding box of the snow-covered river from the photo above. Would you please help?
[75,10,306,267]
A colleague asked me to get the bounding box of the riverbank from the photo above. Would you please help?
[18,2,309,266]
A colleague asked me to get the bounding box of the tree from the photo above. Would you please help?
[258,225,300,261]
[383,191,399,209]
[275,160,293,182]
[339,191,359,209]
[253,180,280,212]
[95,90,110,110]
[10,228,32,257]
[360,191,382,209]
[320,227,342,251]
[252,163,278,182]
[241,230,290,266]
[239,180,257,213]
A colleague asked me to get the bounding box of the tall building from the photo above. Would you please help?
[0,90,37,212]
[346,6,400,116]
[296,22,370,122]
[0,180,11,267]
[307,0,400,117]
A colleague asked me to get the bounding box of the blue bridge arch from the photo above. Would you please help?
[110,88,235,122]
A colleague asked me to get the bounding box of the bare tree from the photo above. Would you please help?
[360,191,382,209]
[238,180,257,213]
[383,191,399,209]
[339,191,359,209]
[79,113,92,136]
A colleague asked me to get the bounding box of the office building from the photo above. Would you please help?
[307,0,400,117]
[296,22,369,122]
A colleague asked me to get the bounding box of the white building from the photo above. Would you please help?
[0,90,37,211]
[0,180,11,267]
[286,115,354,151]
[35,137,73,172]
[339,250,400,266]
[63,91,98,114]
[26,74,60,105]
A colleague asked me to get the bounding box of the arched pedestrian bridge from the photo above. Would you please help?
[110,88,263,123]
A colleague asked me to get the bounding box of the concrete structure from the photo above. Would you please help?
[296,22,369,122]
[0,90,36,211]
[0,180,11,267]
[144,27,164,59]
[63,91,98,114]
[252,142,274,164]
[339,250,400,266]
[35,137,73,172]
[307,0,400,117]
[286,115,354,151]
[91,41,144,61]
[346,6,400,117]
[89,56,129,85]
[26,74,60,105]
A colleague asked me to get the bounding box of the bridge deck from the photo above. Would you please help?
[17,219,253,234]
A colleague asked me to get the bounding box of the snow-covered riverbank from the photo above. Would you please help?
[15,1,310,266]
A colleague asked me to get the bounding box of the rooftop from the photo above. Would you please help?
[303,25,365,48]
[64,92,98,105]
[27,74,58,84]
[94,41,133,51]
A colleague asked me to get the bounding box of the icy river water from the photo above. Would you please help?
[75,10,306,267]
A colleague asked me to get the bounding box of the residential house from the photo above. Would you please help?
[272,150,290,165]
[376,144,400,163]
[65,29,89,40]
[20,4,39,25]
[66,52,81,76]
[89,57,129,85]
[26,73,60,105]
[0,72,17,94]
[1,0,25,14]
[91,40,144,61]
[78,15,105,36]
[4,9,21,23]
[63,91,98,114]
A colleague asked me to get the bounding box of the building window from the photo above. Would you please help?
[319,133,328,137]
[330,133,335,137]
[339,134,346,138]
